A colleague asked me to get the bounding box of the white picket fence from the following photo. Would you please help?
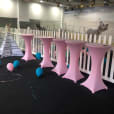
[0,28,114,83]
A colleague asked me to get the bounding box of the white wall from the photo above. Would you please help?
[28,2,63,28]
[19,0,29,22]
[64,7,114,29]
[63,7,114,38]
[0,0,63,28]
[29,3,63,21]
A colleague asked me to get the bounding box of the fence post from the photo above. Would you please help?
[103,35,107,44]
[108,35,112,45]
[93,34,97,43]
[110,48,114,82]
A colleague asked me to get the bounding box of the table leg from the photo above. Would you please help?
[40,39,54,68]
[22,37,36,61]
[63,46,84,83]
[52,42,67,75]
[81,53,107,93]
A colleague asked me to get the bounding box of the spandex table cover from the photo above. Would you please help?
[21,34,36,61]
[63,40,85,83]
[40,37,54,68]
[52,39,67,75]
[81,43,111,93]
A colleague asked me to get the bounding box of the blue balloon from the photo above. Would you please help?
[0,60,2,66]
[13,60,20,68]
[104,58,107,64]
[36,53,41,60]
[86,48,88,52]
[36,67,43,77]
[67,64,69,68]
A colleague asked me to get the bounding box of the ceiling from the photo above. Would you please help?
[23,0,114,11]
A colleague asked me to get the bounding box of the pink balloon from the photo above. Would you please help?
[7,63,14,72]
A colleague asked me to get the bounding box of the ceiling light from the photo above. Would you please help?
[31,3,42,15]
[51,7,60,17]
[40,0,43,3]
[0,0,13,11]
[59,4,63,7]
[80,4,84,8]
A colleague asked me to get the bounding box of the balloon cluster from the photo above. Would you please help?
[35,53,43,78]
[7,60,20,72]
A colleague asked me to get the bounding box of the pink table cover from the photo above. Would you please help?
[52,39,67,75]
[81,43,111,93]
[40,38,54,68]
[21,34,36,61]
[63,40,85,83]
